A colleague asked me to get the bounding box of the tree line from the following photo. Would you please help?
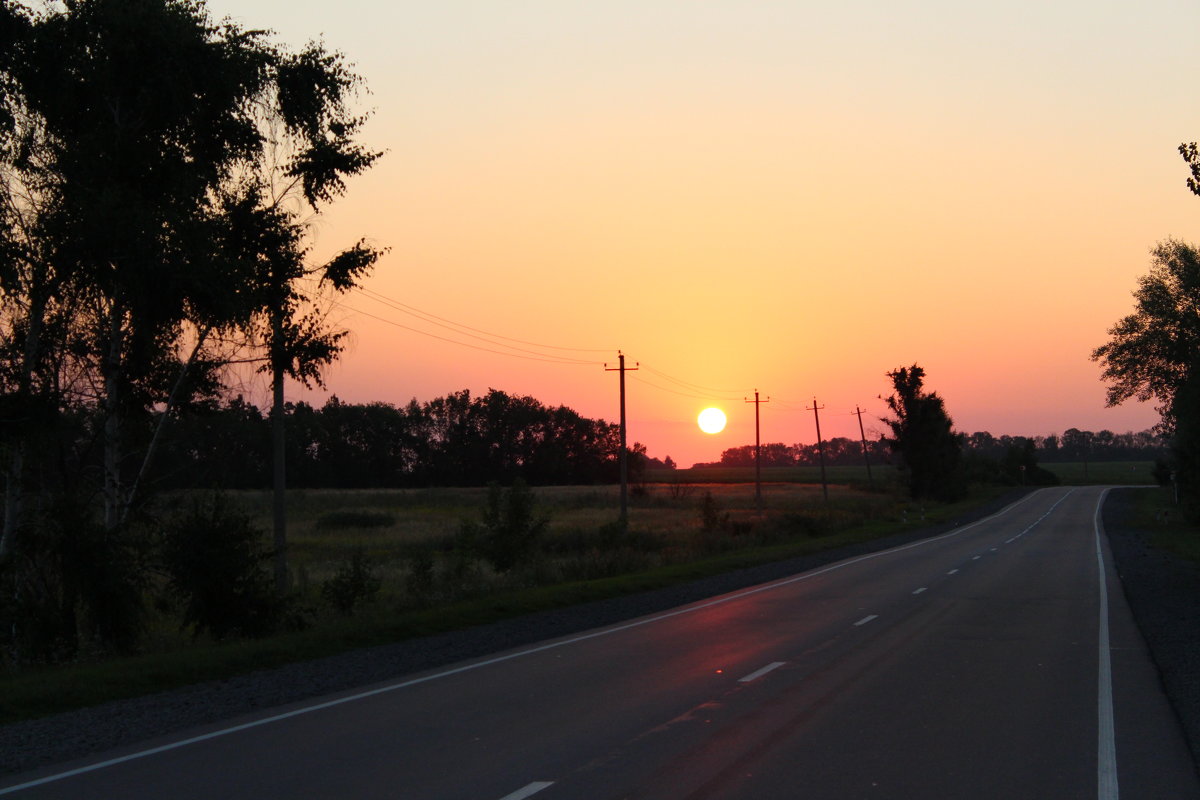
[154,389,631,489]
[708,427,1164,469]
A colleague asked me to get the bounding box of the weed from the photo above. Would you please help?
[321,549,383,615]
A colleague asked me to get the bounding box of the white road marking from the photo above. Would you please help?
[972,556,981,560]
[499,782,555,800]
[0,490,1049,796]
[739,661,786,683]
[947,569,959,575]
[1093,490,1119,800]
[912,587,927,595]
[854,615,878,626]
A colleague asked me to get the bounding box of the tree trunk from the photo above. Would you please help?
[102,301,125,533]
[271,306,288,594]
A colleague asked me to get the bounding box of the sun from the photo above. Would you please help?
[697,407,727,434]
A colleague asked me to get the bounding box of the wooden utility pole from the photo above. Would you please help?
[605,352,638,529]
[745,390,769,513]
[854,405,875,489]
[808,397,829,502]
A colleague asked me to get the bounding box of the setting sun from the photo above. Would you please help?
[697,407,727,435]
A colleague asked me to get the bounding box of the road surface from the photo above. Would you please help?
[3,486,1196,799]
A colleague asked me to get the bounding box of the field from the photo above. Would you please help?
[222,481,908,592]
[1039,461,1157,485]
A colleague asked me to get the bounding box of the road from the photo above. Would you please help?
[3,486,1197,799]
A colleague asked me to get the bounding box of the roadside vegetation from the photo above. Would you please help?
[0,478,1019,723]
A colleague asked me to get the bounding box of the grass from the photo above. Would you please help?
[0,480,1010,725]
[1124,485,1200,566]
[1040,461,1157,486]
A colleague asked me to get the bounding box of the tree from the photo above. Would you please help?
[1091,239,1200,432]
[0,0,380,651]
[881,364,966,501]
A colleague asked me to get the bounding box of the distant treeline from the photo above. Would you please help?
[153,390,653,489]
[152,392,1164,490]
[703,428,1165,469]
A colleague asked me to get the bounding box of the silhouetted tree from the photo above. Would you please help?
[1092,238,1200,433]
[881,364,966,501]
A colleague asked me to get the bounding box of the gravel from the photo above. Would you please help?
[2,487,1196,779]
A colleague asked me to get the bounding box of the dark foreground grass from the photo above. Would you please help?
[0,486,1012,724]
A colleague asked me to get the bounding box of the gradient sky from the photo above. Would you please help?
[207,0,1200,468]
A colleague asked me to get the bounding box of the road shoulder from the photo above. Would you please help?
[1102,487,1200,767]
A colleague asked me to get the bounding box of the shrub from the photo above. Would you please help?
[464,479,548,572]
[160,494,280,640]
[699,491,728,533]
[321,548,382,614]
[0,498,146,665]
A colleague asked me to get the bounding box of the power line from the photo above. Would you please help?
[333,301,602,365]
[639,365,747,397]
[355,287,613,354]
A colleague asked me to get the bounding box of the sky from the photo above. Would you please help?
[207,0,1200,468]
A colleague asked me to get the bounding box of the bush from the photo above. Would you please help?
[160,494,280,640]
[0,498,146,665]
[321,548,382,614]
[463,479,548,572]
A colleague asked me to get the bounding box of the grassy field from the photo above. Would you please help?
[658,461,1159,487]
[1040,461,1157,485]
[2,480,1006,724]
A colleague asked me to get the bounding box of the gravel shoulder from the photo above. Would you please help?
[1102,487,1200,766]
[2,486,1196,780]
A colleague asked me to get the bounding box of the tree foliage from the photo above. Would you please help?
[881,364,967,501]
[1091,239,1200,432]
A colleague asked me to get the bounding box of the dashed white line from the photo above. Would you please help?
[972,556,981,560]
[499,781,555,800]
[854,615,879,626]
[739,661,786,683]
[912,587,927,595]
[947,569,959,575]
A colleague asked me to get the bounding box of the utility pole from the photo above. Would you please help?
[854,405,875,489]
[745,390,769,513]
[808,397,829,502]
[605,352,638,529]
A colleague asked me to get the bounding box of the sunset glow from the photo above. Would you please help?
[206,0,1199,468]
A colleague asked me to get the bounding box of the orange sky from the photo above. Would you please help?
[209,0,1200,467]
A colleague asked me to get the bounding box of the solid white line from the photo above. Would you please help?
[0,490,1049,795]
[854,615,879,626]
[912,587,927,595]
[1093,490,1119,800]
[739,661,786,683]
[499,781,555,800]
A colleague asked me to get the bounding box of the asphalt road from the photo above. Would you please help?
[3,486,1197,799]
